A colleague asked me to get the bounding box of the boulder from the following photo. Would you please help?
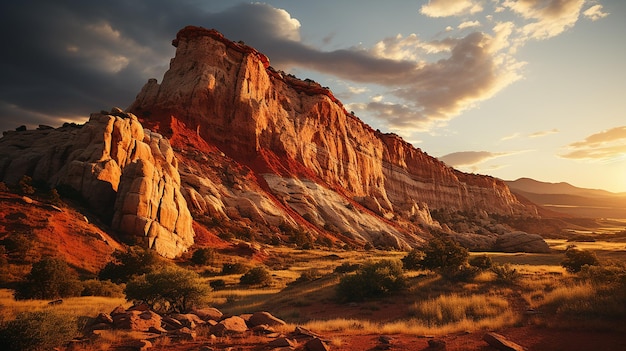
[483,332,525,351]
[169,313,205,328]
[112,310,162,332]
[494,232,550,253]
[305,337,330,351]
[210,316,248,336]
[191,307,223,321]
[268,337,296,348]
[247,311,286,328]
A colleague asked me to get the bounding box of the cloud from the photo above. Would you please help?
[458,20,481,30]
[560,126,626,161]
[438,151,509,167]
[583,4,609,21]
[501,132,521,141]
[420,0,484,18]
[529,128,559,138]
[502,0,587,40]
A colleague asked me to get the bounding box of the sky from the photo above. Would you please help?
[0,0,624,193]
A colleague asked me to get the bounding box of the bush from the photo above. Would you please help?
[210,279,226,290]
[0,310,78,351]
[291,269,323,285]
[240,266,272,286]
[401,248,424,270]
[99,246,162,283]
[469,254,493,270]
[491,263,520,284]
[336,260,406,302]
[191,247,215,266]
[221,262,249,275]
[125,265,210,313]
[441,264,480,282]
[420,237,468,271]
[334,262,361,273]
[81,279,125,298]
[561,246,599,273]
[14,257,82,300]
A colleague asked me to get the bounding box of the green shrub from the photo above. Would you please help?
[125,265,210,313]
[491,263,520,284]
[99,246,162,283]
[14,257,82,300]
[561,246,599,273]
[0,310,78,351]
[191,247,215,266]
[401,248,424,270]
[420,237,468,271]
[291,269,323,285]
[81,279,125,298]
[221,262,248,275]
[336,260,406,302]
[210,279,226,290]
[334,262,361,273]
[240,266,272,286]
[442,264,480,282]
[469,254,493,270]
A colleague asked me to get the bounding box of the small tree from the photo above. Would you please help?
[125,265,210,313]
[336,260,406,302]
[469,254,493,270]
[240,266,272,286]
[401,248,425,270]
[191,247,215,266]
[420,237,468,271]
[14,257,82,300]
[561,246,599,273]
[99,246,162,283]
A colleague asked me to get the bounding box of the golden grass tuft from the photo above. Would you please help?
[409,293,513,327]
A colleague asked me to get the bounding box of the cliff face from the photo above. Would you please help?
[0,109,194,257]
[129,26,532,242]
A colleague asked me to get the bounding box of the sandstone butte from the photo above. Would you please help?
[0,26,539,257]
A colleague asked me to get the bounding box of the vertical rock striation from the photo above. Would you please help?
[0,109,194,257]
[129,26,533,236]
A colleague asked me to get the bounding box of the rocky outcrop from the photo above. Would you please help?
[494,232,551,253]
[127,26,536,248]
[0,109,193,257]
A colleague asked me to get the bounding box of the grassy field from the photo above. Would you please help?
[1,232,625,350]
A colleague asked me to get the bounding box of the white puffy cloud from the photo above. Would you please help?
[502,0,586,40]
[420,0,484,17]
[458,20,481,29]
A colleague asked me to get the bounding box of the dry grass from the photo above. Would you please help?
[0,288,127,321]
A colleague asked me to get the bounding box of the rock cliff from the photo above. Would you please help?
[128,26,535,248]
[0,109,193,257]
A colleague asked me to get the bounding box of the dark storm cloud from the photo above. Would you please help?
[0,1,418,133]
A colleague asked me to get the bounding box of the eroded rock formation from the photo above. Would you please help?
[0,109,193,257]
[128,26,537,248]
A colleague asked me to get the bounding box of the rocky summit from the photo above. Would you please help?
[0,26,541,257]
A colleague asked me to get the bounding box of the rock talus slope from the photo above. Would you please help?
[129,26,536,248]
[0,109,193,257]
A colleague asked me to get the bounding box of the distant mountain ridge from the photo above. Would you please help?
[506,178,626,219]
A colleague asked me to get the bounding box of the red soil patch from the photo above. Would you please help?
[0,192,121,274]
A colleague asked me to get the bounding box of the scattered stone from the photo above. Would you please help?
[305,337,329,351]
[15,125,26,132]
[162,316,184,330]
[21,196,33,204]
[252,324,276,335]
[248,311,287,328]
[268,337,296,348]
[170,313,205,328]
[112,310,162,332]
[210,316,248,336]
[294,326,322,338]
[148,325,167,334]
[128,302,151,311]
[110,305,127,316]
[483,332,526,351]
[95,312,113,324]
[127,339,152,351]
[427,339,447,350]
[192,307,223,321]
[172,327,197,341]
